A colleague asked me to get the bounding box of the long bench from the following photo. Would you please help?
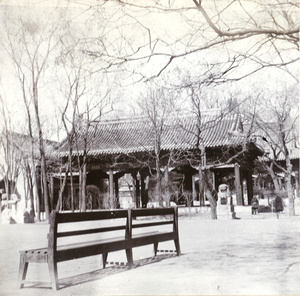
[18,207,181,290]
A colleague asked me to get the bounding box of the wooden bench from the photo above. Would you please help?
[18,207,180,290]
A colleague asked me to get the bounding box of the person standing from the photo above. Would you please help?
[274,195,284,219]
[251,196,259,215]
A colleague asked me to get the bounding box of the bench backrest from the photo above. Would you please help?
[48,207,178,252]
[131,208,178,236]
[48,210,130,252]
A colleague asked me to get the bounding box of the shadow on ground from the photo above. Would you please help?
[21,253,178,291]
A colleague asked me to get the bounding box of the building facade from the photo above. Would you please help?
[51,111,263,211]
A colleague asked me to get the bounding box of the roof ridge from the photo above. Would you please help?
[93,109,225,126]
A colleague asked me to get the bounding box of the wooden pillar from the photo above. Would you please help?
[192,175,196,204]
[234,163,243,205]
[136,178,140,208]
[109,169,114,208]
[199,166,205,207]
[131,173,139,207]
[144,176,150,208]
[164,167,169,206]
[183,172,192,192]
[114,176,120,208]
[184,171,193,206]
[141,175,147,208]
[246,170,253,205]
[99,179,107,209]
[242,179,246,205]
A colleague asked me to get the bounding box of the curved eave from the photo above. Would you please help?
[56,140,244,158]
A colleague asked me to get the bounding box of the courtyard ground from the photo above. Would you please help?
[0,204,299,296]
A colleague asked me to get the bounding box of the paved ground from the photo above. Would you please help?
[0,206,299,296]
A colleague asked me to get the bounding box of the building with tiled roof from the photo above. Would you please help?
[52,111,263,211]
[58,112,245,159]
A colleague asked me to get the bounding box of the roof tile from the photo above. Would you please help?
[58,113,244,157]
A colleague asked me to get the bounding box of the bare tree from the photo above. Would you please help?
[54,53,114,212]
[86,1,299,83]
[0,5,69,220]
[248,85,299,216]
[54,36,91,212]
[86,1,298,218]
[136,83,178,206]
[0,96,22,210]
[164,69,267,219]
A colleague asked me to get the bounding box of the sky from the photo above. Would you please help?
[0,0,298,141]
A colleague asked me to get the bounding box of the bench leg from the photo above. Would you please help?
[174,239,181,256]
[48,259,59,290]
[125,249,133,269]
[102,253,108,269]
[154,243,158,256]
[18,253,29,289]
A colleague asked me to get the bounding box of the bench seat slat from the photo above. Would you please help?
[57,236,127,251]
[131,231,177,247]
[56,239,131,262]
[56,231,175,262]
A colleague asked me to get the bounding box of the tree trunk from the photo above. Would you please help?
[265,165,281,192]
[286,162,295,216]
[155,152,163,206]
[33,82,50,221]
[164,167,170,207]
[69,153,74,212]
[56,166,69,212]
[25,102,39,221]
[109,169,114,208]
[78,169,82,211]
[4,176,9,210]
[206,190,217,219]
[81,162,87,212]
[202,168,217,219]
[157,171,162,207]
[30,146,40,221]
[40,151,50,220]
[27,165,35,213]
